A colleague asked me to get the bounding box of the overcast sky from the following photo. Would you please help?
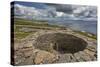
[12,1,97,21]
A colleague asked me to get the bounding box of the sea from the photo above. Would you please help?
[48,20,97,35]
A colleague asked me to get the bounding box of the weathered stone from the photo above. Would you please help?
[74,52,84,62]
[69,54,77,62]
[23,43,33,48]
[56,54,72,63]
[84,49,96,60]
[86,43,97,52]
[23,50,33,58]
[14,55,25,65]
[34,51,57,64]
[14,42,35,65]
[34,33,87,53]
[13,29,97,65]
[78,51,92,61]
[21,56,34,65]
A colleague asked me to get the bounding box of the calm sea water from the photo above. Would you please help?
[48,20,97,35]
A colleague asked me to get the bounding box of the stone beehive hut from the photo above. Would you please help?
[34,33,87,54]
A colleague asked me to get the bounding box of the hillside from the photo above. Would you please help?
[12,18,97,65]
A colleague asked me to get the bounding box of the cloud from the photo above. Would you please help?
[13,3,97,21]
[46,4,97,21]
[73,6,97,17]
[14,4,57,19]
[46,4,73,14]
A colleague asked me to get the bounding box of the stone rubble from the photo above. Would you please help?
[13,29,97,65]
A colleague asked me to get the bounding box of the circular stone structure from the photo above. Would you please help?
[34,33,88,54]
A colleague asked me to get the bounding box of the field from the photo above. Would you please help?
[14,18,66,40]
[14,18,97,40]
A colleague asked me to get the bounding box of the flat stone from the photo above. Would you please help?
[78,51,92,61]
[74,52,84,62]
[84,49,96,60]
[23,50,33,58]
[34,50,57,64]
[86,44,97,52]
[69,54,77,62]
[23,43,33,48]
[56,54,74,63]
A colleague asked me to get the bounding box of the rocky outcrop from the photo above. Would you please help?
[13,41,58,65]
[13,29,97,65]
[13,43,35,65]
[34,50,58,64]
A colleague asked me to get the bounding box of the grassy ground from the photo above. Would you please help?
[14,32,32,39]
[74,30,97,40]
[14,18,65,28]
[14,18,97,40]
[14,26,34,39]
[14,18,65,40]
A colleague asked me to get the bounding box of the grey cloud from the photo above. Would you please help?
[46,4,73,13]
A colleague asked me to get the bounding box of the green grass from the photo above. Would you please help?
[14,18,65,28]
[14,25,34,39]
[14,25,33,39]
[74,30,97,40]
[14,18,65,40]
[14,18,97,41]
[14,25,22,32]
[14,32,32,39]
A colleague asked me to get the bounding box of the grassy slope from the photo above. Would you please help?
[14,18,64,28]
[14,18,97,40]
[14,18,65,39]
[74,30,97,40]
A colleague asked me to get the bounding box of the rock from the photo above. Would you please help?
[14,42,35,65]
[86,47,96,52]
[83,49,97,61]
[34,50,57,64]
[13,30,97,65]
[23,50,33,58]
[86,43,97,52]
[69,54,77,62]
[74,52,84,62]
[23,43,33,48]
[78,51,92,61]
[56,54,73,63]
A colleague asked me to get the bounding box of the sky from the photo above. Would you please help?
[12,1,97,21]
